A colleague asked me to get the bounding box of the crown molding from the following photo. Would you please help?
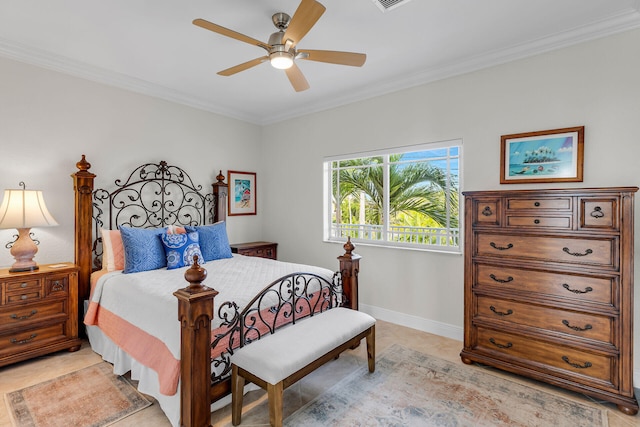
[261,8,640,125]
[1,8,639,126]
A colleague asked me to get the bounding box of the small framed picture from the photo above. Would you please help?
[228,170,257,216]
[500,126,584,184]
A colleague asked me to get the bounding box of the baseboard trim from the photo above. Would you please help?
[359,303,640,390]
[359,303,463,342]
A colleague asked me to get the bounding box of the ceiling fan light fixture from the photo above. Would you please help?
[270,51,294,69]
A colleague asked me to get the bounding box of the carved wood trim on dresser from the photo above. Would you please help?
[0,263,82,367]
[460,187,639,415]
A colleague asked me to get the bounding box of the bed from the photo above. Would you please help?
[71,156,361,427]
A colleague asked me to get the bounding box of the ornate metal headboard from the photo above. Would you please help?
[90,160,222,271]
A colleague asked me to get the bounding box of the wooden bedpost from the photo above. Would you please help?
[338,237,361,310]
[72,155,96,323]
[174,257,217,427]
[212,171,227,223]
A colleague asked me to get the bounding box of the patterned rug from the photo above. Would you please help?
[285,345,607,427]
[5,362,151,427]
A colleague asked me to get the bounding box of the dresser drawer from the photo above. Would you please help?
[505,215,572,229]
[476,327,615,387]
[475,233,616,269]
[474,263,616,307]
[579,197,618,231]
[476,295,614,344]
[506,197,572,211]
[0,323,65,353]
[0,300,67,331]
[471,198,501,226]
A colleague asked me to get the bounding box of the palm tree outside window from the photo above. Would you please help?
[324,140,461,252]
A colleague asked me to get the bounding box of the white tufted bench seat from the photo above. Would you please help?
[230,307,376,427]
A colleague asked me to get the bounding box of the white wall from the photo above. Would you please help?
[0,56,263,268]
[260,28,640,349]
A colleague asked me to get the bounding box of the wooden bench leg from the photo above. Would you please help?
[232,365,245,426]
[267,381,284,427]
[366,325,375,373]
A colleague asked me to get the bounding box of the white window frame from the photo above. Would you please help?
[323,139,462,253]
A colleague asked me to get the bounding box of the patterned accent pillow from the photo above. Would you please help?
[185,222,233,261]
[120,226,168,274]
[160,231,205,270]
[100,229,125,272]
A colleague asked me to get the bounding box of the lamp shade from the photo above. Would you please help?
[0,188,58,229]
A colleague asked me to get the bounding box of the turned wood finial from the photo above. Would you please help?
[76,155,91,172]
[216,170,225,184]
[184,256,208,290]
[343,237,355,258]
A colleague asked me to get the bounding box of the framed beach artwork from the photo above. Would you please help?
[228,170,257,216]
[500,126,584,184]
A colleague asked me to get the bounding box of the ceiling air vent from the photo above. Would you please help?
[372,0,412,12]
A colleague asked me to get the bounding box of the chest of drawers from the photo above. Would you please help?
[0,264,82,367]
[460,187,638,414]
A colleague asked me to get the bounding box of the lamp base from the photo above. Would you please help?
[9,265,40,273]
[8,228,39,273]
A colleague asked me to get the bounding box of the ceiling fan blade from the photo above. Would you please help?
[193,19,270,51]
[283,0,326,48]
[298,49,366,67]
[285,63,310,92]
[217,56,269,76]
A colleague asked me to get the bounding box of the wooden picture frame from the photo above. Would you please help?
[500,126,584,184]
[228,170,256,216]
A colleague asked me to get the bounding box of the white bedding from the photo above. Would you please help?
[86,254,335,427]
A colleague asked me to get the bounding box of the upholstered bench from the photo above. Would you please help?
[230,307,376,427]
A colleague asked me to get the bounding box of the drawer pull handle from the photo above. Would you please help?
[533,219,540,224]
[534,202,541,207]
[51,280,64,291]
[489,306,513,316]
[11,334,37,345]
[562,283,593,294]
[490,242,513,251]
[20,282,28,288]
[562,247,593,257]
[590,206,604,218]
[562,319,593,332]
[482,206,493,216]
[10,310,38,320]
[20,295,28,300]
[489,338,512,349]
[489,274,513,283]
[562,356,592,369]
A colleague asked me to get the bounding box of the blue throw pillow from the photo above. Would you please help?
[185,222,232,261]
[120,226,167,274]
[160,231,205,270]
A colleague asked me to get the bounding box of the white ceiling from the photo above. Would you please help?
[1,0,639,125]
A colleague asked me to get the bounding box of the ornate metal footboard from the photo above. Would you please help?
[210,271,343,384]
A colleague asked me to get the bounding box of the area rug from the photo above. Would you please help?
[5,362,152,427]
[285,345,607,427]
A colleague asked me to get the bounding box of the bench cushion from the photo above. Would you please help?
[230,308,375,385]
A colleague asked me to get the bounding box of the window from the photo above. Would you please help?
[324,140,461,252]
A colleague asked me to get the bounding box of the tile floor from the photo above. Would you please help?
[1,320,639,426]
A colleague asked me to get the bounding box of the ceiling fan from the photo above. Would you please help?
[193,0,366,92]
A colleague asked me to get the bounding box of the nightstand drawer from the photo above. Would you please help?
[0,323,65,353]
[5,278,40,292]
[0,300,66,330]
[231,242,278,260]
[6,290,42,304]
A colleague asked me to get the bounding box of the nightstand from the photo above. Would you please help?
[0,263,82,367]
[230,242,278,260]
